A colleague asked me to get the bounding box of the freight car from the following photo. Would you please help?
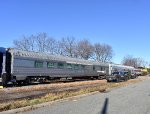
[0,47,135,87]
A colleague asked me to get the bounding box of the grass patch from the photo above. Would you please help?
[0,76,148,112]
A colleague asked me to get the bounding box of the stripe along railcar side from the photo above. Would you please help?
[1,48,109,86]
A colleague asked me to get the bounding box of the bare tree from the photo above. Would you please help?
[122,55,147,68]
[136,58,148,68]
[59,37,77,57]
[77,39,94,60]
[13,35,36,51]
[13,33,114,62]
[13,33,58,54]
[36,33,48,52]
[45,37,57,55]
[122,55,137,67]
[94,43,113,62]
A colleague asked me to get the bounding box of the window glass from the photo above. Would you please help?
[81,65,85,69]
[67,63,72,69]
[35,61,43,68]
[57,63,64,69]
[93,66,96,71]
[47,62,55,68]
[101,67,103,71]
[74,64,79,70]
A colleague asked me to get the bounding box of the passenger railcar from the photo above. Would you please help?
[108,64,135,75]
[0,48,110,86]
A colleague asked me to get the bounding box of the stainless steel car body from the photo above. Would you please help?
[8,48,109,81]
[108,64,135,75]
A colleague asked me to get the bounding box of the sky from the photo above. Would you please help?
[0,0,150,64]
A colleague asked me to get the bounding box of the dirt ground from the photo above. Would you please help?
[0,79,106,103]
[0,76,149,103]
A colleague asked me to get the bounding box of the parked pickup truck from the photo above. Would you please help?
[106,71,130,82]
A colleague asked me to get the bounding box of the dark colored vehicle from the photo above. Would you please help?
[106,71,130,82]
[130,72,138,79]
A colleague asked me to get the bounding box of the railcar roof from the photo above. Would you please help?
[110,64,134,69]
[10,48,109,66]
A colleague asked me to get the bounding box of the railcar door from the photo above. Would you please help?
[5,50,12,81]
[1,49,12,87]
[0,52,3,79]
[0,47,6,86]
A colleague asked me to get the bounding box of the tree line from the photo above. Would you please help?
[13,32,148,67]
[13,32,113,62]
[122,55,148,68]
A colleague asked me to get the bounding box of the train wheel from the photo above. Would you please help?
[17,81,21,85]
[39,79,44,84]
[107,80,111,82]
[17,81,24,85]
[98,75,103,80]
[98,77,101,80]
[25,77,31,84]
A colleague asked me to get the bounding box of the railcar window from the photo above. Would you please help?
[35,61,43,68]
[66,63,72,69]
[57,63,64,69]
[74,64,79,70]
[93,66,96,71]
[47,62,55,68]
[81,65,85,69]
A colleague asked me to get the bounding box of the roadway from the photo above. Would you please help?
[19,77,150,114]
